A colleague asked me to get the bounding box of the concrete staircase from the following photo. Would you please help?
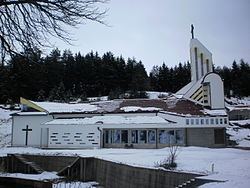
[175,178,196,188]
[7,154,44,174]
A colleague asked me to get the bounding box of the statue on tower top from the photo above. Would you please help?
[191,24,194,39]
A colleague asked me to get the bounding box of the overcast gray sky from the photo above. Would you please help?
[51,0,250,72]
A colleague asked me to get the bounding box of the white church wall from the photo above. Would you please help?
[47,124,100,148]
[12,114,53,147]
[203,73,225,109]
[190,39,213,82]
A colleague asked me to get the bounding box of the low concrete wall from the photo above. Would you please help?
[0,157,7,172]
[3,154,204,188]
[59,157,202,188]
[92,158,201,188]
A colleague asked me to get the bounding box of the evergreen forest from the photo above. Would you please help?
[0,48,249,104]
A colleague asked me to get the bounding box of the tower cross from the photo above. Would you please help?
[22,125,32,146]
[191,24,194,39]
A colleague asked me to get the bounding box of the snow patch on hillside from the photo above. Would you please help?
[0,108,19,147]
[227,126,250,147]
[146,91,169,99]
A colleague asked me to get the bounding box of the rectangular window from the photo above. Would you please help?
[210,118,214,125]
[159,130,169,144]
[194,47,198,80]
[139,130,147,144]
[148,130,156,144]
[121,130,128,143]
[220,119,223,124]
[191,119,194,125]
[205,119,209,124]
[186,119,189,125]
[215,118,219,125]
[201,119,204,125]
[206,59,210,72]
[224,118,228,124]
[113,130,121,143]
[169,130,176,144]
[175,130,184,144]
[195,119,199,125]
[201,53,204,76]
[131,130,138,144]
[105,130,115,144]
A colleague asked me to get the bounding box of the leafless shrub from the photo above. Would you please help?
[155,145,179,170]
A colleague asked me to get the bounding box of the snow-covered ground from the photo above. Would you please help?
[0,108,19,147]
[225,97,250,105]
[0,146,249,187]
[227,125,250,147]
[0,171,97,188]
[146,91,169,99]
[1,108,250,187]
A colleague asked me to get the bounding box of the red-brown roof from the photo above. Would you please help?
[108,98,204,116]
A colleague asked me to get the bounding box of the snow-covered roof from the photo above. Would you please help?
[175,81,195,95]
[120,106,162,112]
[19,97,228,117]
[14,112,47,116]
[226,106,250,112]
[45,115,169,125]
[230,119,250,126]
[201,109,227,116]
[32,101,99,114]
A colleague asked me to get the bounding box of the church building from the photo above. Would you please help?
[11,35,228,149]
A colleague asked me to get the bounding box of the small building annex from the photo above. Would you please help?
[11,36,228,149]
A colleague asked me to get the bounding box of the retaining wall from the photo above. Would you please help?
[59,157,202,188]
[22,155,76,172]
[2,154,204,188]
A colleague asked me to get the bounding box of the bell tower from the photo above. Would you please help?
[190,38,213,82]
[176,26,225,109]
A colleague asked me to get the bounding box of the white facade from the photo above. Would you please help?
[45,124,100,148]
[190,38,213,82]
[202,73,225,109]
[12,113,53,147]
